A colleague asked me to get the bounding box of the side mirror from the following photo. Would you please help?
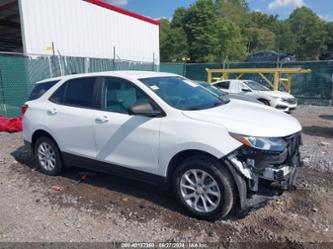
[242,88,252,92]
[129,103,163,118]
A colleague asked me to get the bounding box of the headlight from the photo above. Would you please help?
[230,133,287,152]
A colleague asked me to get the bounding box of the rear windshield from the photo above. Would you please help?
[28,81,59,101]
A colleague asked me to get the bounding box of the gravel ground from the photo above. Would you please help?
[0,105,332,247]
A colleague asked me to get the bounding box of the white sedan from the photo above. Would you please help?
[213,79,297,112]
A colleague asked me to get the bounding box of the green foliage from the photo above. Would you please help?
[217,0,248,27]
[159,17,189,62]
[183,0,217,62]
[214,18,246,60]
[274,21,297,52]
[326,22,333,51]
[289,7,327,60]
[246,12,278,31]
[165,28,189,62]
[159,19,172,62]
[159,1,333,62]
[215,0,249,11]
[244,28,276,53]
[171,7,187,28]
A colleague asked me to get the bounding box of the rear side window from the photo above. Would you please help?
[215,81,230,90]
[49,77,97,109]
[65,78,96,108]
[49,83,66,104]
[28,81,59,100]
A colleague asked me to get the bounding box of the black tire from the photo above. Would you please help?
[174,155,235,221]
[34,136,63,176]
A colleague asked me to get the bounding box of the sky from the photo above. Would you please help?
[103,0,333,22]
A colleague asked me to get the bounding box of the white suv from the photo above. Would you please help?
[213,80,297,112]
[23,71,302,220]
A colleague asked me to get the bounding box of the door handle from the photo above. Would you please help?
[47,108,57,115]
[95,115,109,123]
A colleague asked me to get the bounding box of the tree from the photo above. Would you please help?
[243,28,276,53]
[159,0,332,62]
[159,19,172,62]
[171,7,187,28]
[214,18,246,61]
[159,18,189,62]
[183,0,217,62]
[289,7,327,60]
[274,21,297,53]
[246,11,278,31]
[326,22,333,52]
[165,28,189,62]
[217,0,249,28]
[215,0,249,11]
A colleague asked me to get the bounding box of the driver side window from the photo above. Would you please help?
[102,77,154,114]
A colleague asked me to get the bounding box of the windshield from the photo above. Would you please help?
[140,76,228,110]
[245,81,270,91]
[195,81,226,97]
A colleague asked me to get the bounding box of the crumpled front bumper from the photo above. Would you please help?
[224,132,302,213]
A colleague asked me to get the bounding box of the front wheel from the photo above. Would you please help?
[174,156,235,221]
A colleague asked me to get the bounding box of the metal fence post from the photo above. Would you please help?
[0,69,8,117]
[113,46,116,70]
[331,73,333,106]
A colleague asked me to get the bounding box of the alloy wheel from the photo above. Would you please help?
[180,169,221,213]
[37,142,56,171]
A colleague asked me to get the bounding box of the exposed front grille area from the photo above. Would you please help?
[284,132,302,168]
[283,98,297,105]
[285,132,302,156]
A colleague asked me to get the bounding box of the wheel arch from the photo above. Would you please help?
[257,98,271,106]
[166,149,248,214]
[166,150,217,185]
[31,130,59,154]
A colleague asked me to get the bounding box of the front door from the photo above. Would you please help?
[93,77,161,175]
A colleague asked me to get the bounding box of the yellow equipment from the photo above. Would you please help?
[206,68,312,93]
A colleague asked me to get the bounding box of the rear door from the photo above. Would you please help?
[47,77,99,158]
[92,77,161,174]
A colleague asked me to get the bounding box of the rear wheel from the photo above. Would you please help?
[35,137,63,176]
[174,156,235,221]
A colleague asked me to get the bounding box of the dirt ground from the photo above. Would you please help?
[0,105,332,247]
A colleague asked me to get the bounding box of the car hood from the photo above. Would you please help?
[182,100,302,137]
[261,91,295,99]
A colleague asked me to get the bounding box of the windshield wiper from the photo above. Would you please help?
[187,106,203,110]
[187,102,223,111]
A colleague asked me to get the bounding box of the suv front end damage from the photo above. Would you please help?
[225,132,302,213]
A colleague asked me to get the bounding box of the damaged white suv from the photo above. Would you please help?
[23,71,302,220]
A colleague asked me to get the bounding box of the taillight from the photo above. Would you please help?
[21,104,28,115]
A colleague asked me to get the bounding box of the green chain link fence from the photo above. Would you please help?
[0,53,156,117]
[160,61,333,106]
[1,54,332,118]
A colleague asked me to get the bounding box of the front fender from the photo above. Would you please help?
[158,117,242,176]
